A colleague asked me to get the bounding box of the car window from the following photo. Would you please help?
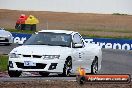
[73,33,83,44]
[24,32,72,47]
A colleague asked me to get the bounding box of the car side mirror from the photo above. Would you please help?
[74,44,83,48]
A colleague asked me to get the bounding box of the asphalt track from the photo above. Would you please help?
[0,44,132,81]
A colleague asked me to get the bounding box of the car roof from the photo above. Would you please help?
[38,30,75,34]
[0,27,4,30]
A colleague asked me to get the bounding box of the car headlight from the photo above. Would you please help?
[8,34,11,37]
[8,34,12,37]
[43,55,60,59]
[9,53,20,58]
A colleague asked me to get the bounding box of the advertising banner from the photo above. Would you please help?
[11,33,132,50]
[12,33,31,44]
[84,38,132,50]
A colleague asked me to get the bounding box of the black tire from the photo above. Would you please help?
[15,24,21,30]
[39,72,49,77]
[91,57,98,74]
[8,70,22,77]
[61,58,72,77]
[21,24,25,30]
[31,24,36,31]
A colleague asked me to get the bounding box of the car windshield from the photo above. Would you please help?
[0,28,4,30]
[24,32,72,47]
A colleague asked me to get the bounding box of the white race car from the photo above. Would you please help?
[8,30,102,77]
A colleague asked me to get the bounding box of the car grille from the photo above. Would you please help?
[0,37,9,42]
[16,62,46,69]
[23,55,31,57]
[23,55,42,58]
[33,55,42,58]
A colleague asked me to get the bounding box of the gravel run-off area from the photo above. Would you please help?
[0,80,132,88]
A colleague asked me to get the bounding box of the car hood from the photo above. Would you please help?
[0,30,11,37]
[11,45,71,55]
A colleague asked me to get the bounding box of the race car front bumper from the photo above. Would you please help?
[8,57,65,73]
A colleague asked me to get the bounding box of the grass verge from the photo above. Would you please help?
[6,28,132,39]
[82,34,132,39]
[0,55,8,71]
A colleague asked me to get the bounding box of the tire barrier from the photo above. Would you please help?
[15,14,39,31]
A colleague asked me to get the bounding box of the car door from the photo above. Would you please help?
[71,33,88,72]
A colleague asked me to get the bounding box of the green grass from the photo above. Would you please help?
[6,28,132,39]
[0,55,8,71]
[7,28,132,34]
[82,34,132,39]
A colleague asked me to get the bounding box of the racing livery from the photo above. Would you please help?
[8,30,102,77]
